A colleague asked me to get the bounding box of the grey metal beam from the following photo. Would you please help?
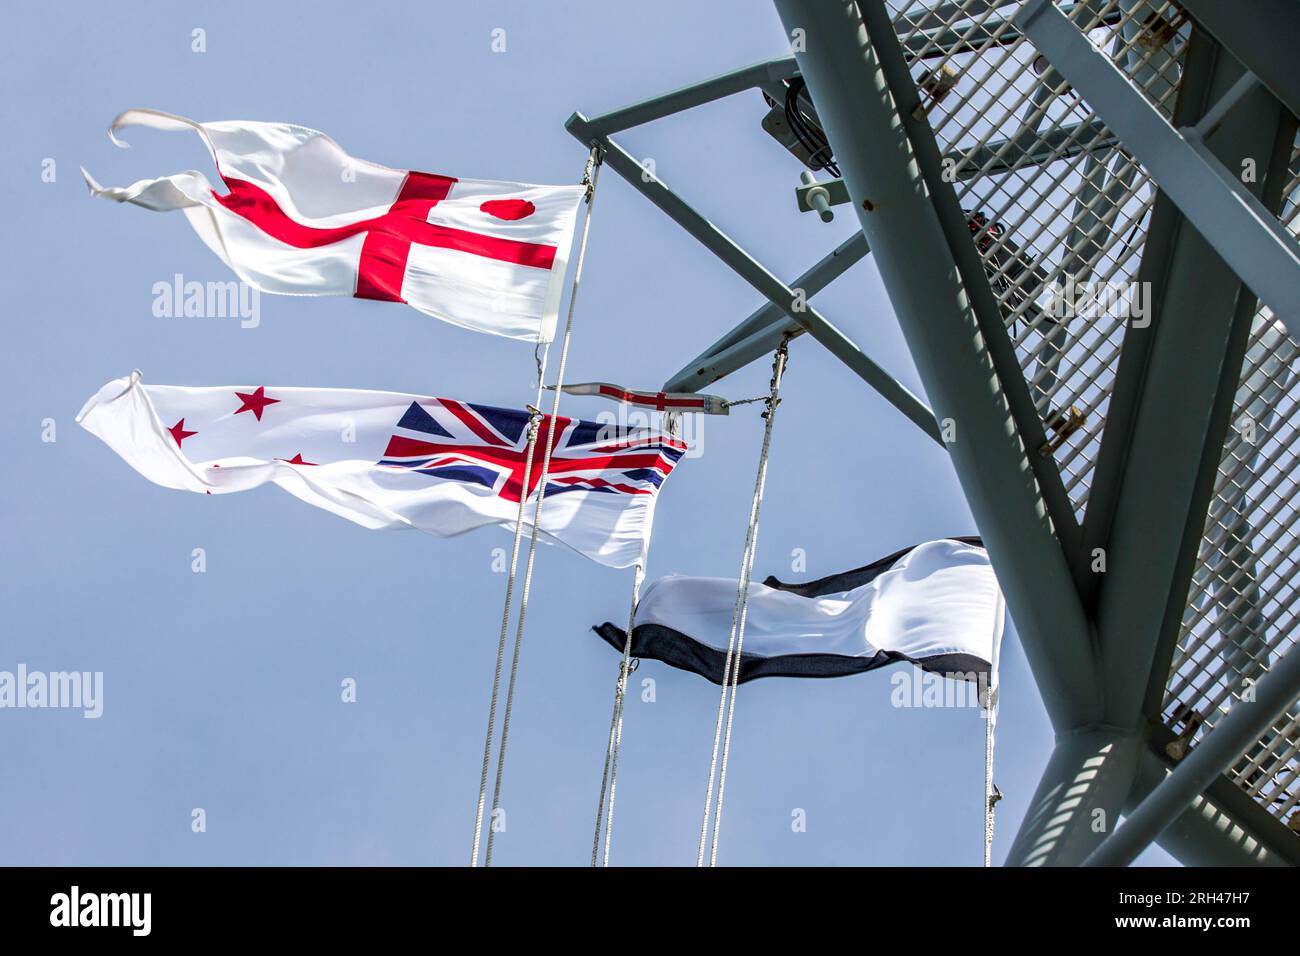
[773,0,1099,744]
[1071,26,1295,868]
[900,2,1120,62]
[1004,727,1144,867]
[1078,158,1196,603]
[1088,30,1295,729]
[664,231,870,392]
[794,121,1118,213]
[1139,64,1298,723]
[831,0,1127,865]
[1129,751,1283,866]
[851,1,1088,581]
[1177,0,1300,123]
[582,56,800,136]
[1133,731,1298,866]
[581,3,1121,141]
[566,114,943,444]
[671,315,808,397]
[1119,74,1297,866]
[956,119,1116,181]
[1077,21,1228,609]
[579,6,1118,144]
[1085,642,1300,866]
[680,231,869,368]
[1017,0,1300,340]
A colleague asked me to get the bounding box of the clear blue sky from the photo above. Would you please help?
[0,0,1171,865]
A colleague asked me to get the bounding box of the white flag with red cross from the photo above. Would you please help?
[82,110,585,342]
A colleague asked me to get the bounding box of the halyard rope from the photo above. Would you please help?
[984,697,997,866]
[478,146,602,867]
[470,394,544,867]
[591,555,646,866]
[983,625,1002,867]
[698,339,789,867]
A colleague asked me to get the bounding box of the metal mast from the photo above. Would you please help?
[568,0,1300,865]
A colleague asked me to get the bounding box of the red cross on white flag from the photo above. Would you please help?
[82,110,585,342]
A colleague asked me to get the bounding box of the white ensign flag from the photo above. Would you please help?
[78,373,688,568]
[83,110,585,342]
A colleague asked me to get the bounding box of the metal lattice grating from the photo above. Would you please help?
[1162,146,1300,831]
[890,1,1299,831]
[889,0,1188,517]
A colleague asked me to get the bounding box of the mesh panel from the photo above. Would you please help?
[887,1,1298,831]
[1163,152,1300,830]
[890,0,1189,516]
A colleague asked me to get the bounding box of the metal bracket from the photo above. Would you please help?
[912,63,959,117]
[1163,703,1205,762]
[797,171,839,222]
[1038,404,1086,457]
[566,112,943,445]
[1135,8,1185,52]
[795,175,850,215]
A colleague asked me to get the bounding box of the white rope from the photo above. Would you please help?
[590,663,623,865]
[983,695,997,867]
[588,412,676,865]
[470,389,545,867]
[982,605,1004,867]
[481,146,602,867]
[697,341,789,867]
[591,556,645,866]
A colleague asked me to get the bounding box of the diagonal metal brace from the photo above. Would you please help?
[566,113,942,445]
[1084,639,1300,867]
[1017,0,1300,339]
[1177,0,1300,124]
[583,56,799,137]
[665,231,870,392]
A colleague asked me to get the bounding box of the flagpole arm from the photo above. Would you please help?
[581,56,799,138]
[662,231,870,393]
[566,114,942,447]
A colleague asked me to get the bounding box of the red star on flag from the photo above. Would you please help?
[279,453,318,466]
[234,386,280,421]
[168,418,197,446]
